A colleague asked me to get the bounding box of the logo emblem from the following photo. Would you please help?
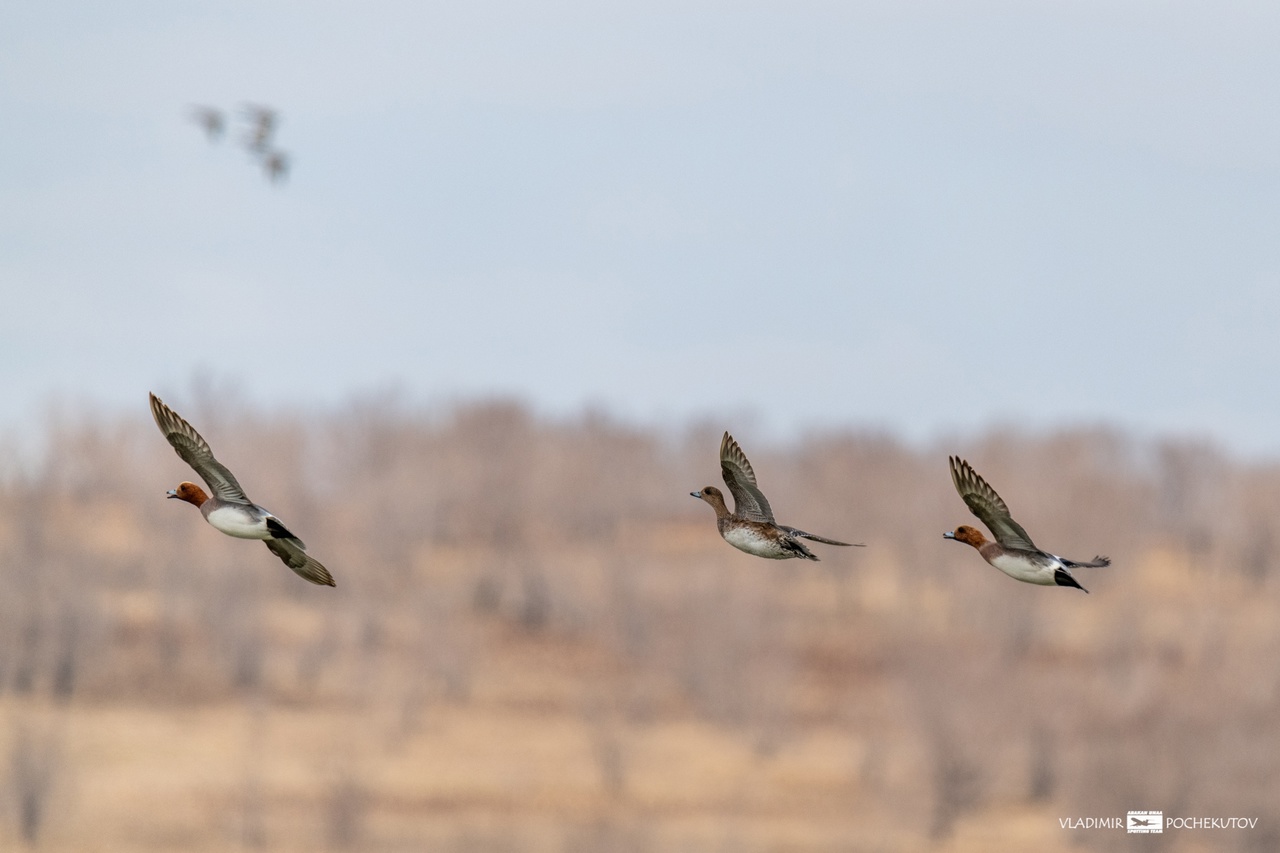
[1127,811,1163,833]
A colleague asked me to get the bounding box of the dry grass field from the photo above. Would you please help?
[1,395,1278,851]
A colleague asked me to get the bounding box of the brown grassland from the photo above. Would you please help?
[1,393,1278,851]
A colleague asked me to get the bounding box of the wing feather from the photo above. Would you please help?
[264,538,335,587]
[949,456,1038,550]
[719,432,775,523]
[149,393,251,505]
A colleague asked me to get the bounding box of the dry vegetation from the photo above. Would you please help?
[1,393,1278,851]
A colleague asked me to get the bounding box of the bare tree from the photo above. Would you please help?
[323,765,369,851]
[7,720,62,846]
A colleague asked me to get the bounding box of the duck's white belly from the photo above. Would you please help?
[989,552,1056,585]
[205,505,271,539]
[724,526,788,559]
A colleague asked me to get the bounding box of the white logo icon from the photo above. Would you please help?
[1128,811,1163,833]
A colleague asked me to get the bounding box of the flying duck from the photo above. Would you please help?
[692,432,860,560]
[944,456,1108,592]
[149,393,335,586]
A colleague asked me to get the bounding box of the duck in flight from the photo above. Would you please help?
[944,456,1108,592]
[691,432,860,560]
[187,105,225,142]
[149,393,335,587]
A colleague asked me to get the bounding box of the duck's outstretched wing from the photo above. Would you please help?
[948,456,1038,551]
[150,393,252,505]
[1059,554,1111,569]
[719,432,774,523]
[264,538,335,587]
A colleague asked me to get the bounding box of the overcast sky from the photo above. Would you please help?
[4,2,1280,453]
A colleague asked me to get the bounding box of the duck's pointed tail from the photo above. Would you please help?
[782,526,864,547]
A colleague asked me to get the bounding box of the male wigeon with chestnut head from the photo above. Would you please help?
[149,393,335,587]
[944,456,1109,592]
[692,432,862,560]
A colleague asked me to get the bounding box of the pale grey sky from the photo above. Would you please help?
[4,2,1280,452]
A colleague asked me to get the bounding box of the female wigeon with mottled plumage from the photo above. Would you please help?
[944,456,1109,592]
[149,393,335,587]
[692,432,861,560]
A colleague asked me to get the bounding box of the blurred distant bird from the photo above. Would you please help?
[944,456,1109,592]
[187,101,292,186]
[691,432,860,560]
[262,150,289,184]
[188,105,225,142]
[239,103,278,154]
[150,393,335,587]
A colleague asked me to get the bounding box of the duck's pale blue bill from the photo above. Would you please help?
[942,531,956,539]
[689,491,701,498]
[166,489,178,499]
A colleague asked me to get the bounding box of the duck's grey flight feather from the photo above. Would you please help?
[264,538,335,586]
[719,431,775,523]
[150,393,251,506]
[948,456,1037,551]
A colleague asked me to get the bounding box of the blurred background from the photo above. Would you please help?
[2,2,1280,850]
